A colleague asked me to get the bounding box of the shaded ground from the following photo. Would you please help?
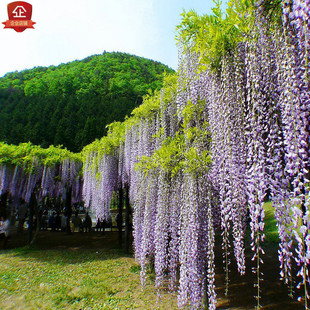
[3,229,305,309]
[7,229,128,252]
[214,241,303,310]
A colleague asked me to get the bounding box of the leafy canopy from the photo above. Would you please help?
[0,52,174,152]
[0,142,81,173]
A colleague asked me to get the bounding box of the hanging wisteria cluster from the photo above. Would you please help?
[0,145,83,204]
[82,150,118,220]
[1,2,307,308]
[81,0,309,308]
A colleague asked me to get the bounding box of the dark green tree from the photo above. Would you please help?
[0,52,174,151]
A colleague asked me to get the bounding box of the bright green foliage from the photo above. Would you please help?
[137,132,185,175]
[0,52,174,152]
[177,0,282,71]
[137,133,211,176]
[82,74,177,157]
[177,0,257,70]
[82,121,125,159]
[129,92,161,121]
[135,80,211,176]
[0,142,81,173]
[131,74,178,121]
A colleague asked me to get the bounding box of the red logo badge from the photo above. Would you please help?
[2,2,36,32]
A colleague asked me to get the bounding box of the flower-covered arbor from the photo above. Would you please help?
[81,0,309,308]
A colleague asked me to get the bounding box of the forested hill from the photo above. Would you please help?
[0,52,174,152]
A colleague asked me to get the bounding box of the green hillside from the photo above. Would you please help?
[0,52,174,152]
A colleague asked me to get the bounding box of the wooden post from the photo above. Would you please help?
[30,193,40,246]
[66,187,72,234]
[0,192,8,215]
[27,192,36,245]
[117,187,123,248]
[124,184,131,253]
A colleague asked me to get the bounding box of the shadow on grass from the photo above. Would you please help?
[1,204,306,309]
[1,230,133,265]
[213,223,304,310]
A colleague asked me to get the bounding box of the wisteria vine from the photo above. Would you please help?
[6,1,303,309]
[0,144,83,204]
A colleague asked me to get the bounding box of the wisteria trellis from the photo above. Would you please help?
[81,1,309,309]
[1,0,308,309]
[0,154,82,204]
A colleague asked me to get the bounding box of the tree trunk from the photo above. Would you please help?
[124,184,131,253]
[0,191,8,214]
[27,192,36,245]
[118,187,123,248]
[30,202,40,246]
[66,187,72,234]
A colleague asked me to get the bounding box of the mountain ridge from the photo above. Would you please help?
[0,52,175,152]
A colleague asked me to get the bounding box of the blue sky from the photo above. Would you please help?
[0,0,214,77]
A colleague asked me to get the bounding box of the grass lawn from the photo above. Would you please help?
[263,200,280,244]
[0,235,178,310]
[0,202,304,310]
